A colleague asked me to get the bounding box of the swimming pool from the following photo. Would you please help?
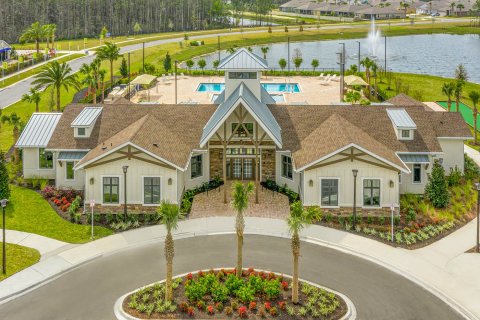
[197,83,300,93]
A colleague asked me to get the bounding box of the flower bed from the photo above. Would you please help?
[41,186,83,215]
[122,269,348,319]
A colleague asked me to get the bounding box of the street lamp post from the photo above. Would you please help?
[352,169,358,230]
[337,43,345,102]
[475,183,480,253]
[174,60,178,104]
[355,41,361,72]
[1,199,8,275]
[122,166,129,222]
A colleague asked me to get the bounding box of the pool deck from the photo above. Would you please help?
[130,75,342,105]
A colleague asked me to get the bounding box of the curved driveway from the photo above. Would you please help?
[0,234,463,320]
[0,18,467,109]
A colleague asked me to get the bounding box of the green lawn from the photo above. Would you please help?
[0,243,40,281]
[0,54,84,89]
[0,185,113,243]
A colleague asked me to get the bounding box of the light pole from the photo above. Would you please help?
[1,199,8,275]
[127,52,131,100]
[475,183,480,253]
[352,169,358,230]
[174,60,178,104]
[337,43,345,102]
[142,42,145,73]
[384,36,387,75]
[122,166,129,222]
[287,36,290,73]
[355,41,361,72]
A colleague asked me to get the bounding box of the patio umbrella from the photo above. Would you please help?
[344,75,368,86]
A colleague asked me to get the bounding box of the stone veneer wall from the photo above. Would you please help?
[318,207,392,216]
[93,204,157,213]
[210,148,223,179]
[261,149,276,181]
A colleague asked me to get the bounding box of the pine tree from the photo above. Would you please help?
[119,57,128,78]
[0,151,10,201]
[425,160,450,208]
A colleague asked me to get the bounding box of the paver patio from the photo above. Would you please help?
[189,181,291,219]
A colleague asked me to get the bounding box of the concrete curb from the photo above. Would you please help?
[113,269,356,320]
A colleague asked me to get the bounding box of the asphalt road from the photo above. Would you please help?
[0,234,463,320]
[0,18,467,109]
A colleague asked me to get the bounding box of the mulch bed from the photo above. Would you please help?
[123,269,348,320]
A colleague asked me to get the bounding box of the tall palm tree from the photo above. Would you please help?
[360,57,373,97]
[99,69,107,103]
[231,181,254,277]
[96,42,121,90]
[442,82,455,111]
[454,81,463,112]
[469,91,480,145]
[287,201,313,304]
[32,61,80,111]
[157,200,184,302]
[19,22,46,55]
[21,88,42,112]
[79,63,92,97]
[371,62,379,99]
[260,46,270,59]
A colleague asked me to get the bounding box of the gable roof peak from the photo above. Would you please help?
[218,48,268,70]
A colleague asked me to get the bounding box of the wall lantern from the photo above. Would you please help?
[309,179,313,187]
[389,180,394,188]
[89,177,95,185]
[168,178,173,185]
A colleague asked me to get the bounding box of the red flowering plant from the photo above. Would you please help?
[179,302,189,312]
[207,305,214,315]
[186,273,193,280]
[281,281,289,290]
[278,301,286,310]
[238,306,248,318]
[187,306,195,317]
[249,301,257,310]
[264,302,272,311]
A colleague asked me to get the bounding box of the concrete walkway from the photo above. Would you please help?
[0,217,478,319]
[0,230,69,258]
[465,144,480,167]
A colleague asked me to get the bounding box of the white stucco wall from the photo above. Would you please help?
[185,151,210,190]
[83,148,179,206]
[302,153,400,208]
[56,161,85,190]
[438,138,465,173]
[22,148,56,179]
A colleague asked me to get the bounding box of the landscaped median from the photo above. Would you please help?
[115,269,355,320]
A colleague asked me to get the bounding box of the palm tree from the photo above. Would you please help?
[99,69,107,103]
[469,91,480,145]
[400,1,410,15]
[287,202,313,304]
[96,42,121,90]
[21,88,42,112]
[457,3,465,14]
[360,57,373,97]
[454,81,463,112]
[442,82,455,111]
[79,63,92,97]
[19,22,46,55]
[32,61,80,111]
[157,200,184,303]
[231,181,254,277]
[450,2,456,15]
[260,46,270,59]
[371,62,379,99]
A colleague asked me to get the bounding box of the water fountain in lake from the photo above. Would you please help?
[367,17,382,58]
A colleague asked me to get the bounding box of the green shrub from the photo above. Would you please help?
[405,207,416,223]
[248,275,264,293]
[263,279,280,300]
[211,283,229,302]
[464,154,480,180]
[425,160,450,208]
[235,284,255,303]
[225,274,243,293]
[306,206,322,222]
[184,279,208,302]
[447,167,462,187]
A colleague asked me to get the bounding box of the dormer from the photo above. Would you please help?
[386,108,416,141]
[217,48,268,101]
[71,107,102,138]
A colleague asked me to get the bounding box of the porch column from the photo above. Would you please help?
[223,124,227,204]
[255,123,259,204]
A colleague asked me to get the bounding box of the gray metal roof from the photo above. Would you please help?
[213,85,276,105]
[71,107,103,127]
[57,151,88,161]
[200,83,282,147]
[0,40,10,50]
[218,48,268,70]
[398,154,430,164]
[16,113,62,148]
[386,108,417,129]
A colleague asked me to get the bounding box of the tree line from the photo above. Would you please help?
[0,0,287,43]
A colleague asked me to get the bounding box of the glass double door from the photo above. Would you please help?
[227,158,255,180]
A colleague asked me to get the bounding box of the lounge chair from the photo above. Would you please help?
[319,73,324,80]
[320,78,331,86]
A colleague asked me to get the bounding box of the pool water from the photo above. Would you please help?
[197,83,300,93]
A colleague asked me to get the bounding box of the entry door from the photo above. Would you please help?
[232,158,242,179]
[228,158,255,180]
[243,159,254,179]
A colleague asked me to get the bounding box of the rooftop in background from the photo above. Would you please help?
[0,40,11,51]
[16,113,62,148]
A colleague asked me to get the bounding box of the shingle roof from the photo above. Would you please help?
[386,93,427,108]
[48,103,217,169]
[16,113,62,148]
[218,48,268,70]
[71,107,103,127]
[200,83,282,148]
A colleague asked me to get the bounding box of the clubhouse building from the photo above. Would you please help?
[16,49,470,213]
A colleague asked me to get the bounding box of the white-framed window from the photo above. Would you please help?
[281,155,293,180]
[103,177,120,204]
[401,130,410,139]
[413,164,422,183]
[363,179,381,207]
[231,123,254,137]
[65,161,75,180]
[191,155,203,179]
[77,127,86,136]
[320,178,339,207]
[38,148,53,169]
[143,177,161,205]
